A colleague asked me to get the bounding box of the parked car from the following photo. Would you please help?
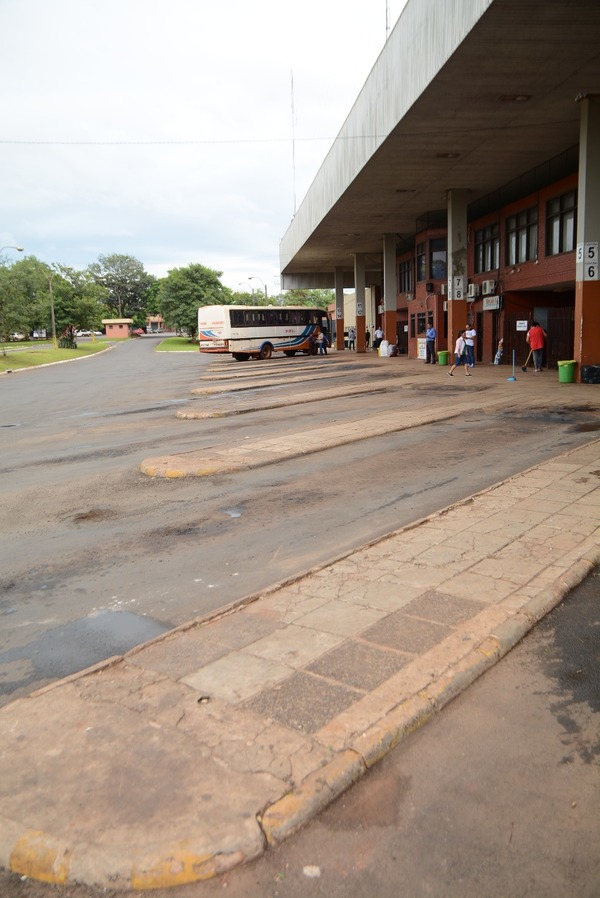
[8,333,26,341]
[75,330,91,337]
[132,327,145,336]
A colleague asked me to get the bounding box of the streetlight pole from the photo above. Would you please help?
[0,245,24,255]
[248,276,268,300]
[47,271,58,350]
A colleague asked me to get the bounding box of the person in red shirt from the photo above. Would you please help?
[526,320,547,372]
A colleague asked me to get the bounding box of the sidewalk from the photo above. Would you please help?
[1,440,598,889]
[0,357,599,891]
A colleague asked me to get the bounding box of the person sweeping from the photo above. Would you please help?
[526,320,547,372]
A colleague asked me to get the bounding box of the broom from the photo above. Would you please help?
[521,350,533,372]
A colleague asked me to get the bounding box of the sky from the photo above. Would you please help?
[1,0,408,295]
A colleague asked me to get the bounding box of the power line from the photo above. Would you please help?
[0,136,335,146]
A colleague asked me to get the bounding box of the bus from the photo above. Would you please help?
[198,305,330,360]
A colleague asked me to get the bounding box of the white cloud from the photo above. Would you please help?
[1,0,408,293]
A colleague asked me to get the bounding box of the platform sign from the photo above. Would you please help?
[576,242,599,280]
[336,306,343,319]
[356,302,364,316]
[482,295,501,310]
[452,276,464,300]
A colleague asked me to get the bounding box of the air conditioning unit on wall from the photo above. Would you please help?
[440,283,447,295]
[467,284,479,299]
[482,279,496,295]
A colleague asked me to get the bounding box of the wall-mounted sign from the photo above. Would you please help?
[336,307,343,319]
[482,295,501,310]
[356,303,364,316]
[576,242,599,280]
[453,276,464,300]
[516,320,528,331]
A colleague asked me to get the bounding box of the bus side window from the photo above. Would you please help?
[231,310,243,327]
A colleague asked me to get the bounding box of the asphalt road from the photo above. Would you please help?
[1,340,598,706]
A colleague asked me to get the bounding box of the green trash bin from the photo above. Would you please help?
[437,350,449,366]
[557,360,576,383]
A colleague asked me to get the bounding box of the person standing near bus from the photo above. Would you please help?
[348,326,356,350]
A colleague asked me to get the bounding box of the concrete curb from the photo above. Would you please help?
[253,549,600,857]
[0,344,113,375]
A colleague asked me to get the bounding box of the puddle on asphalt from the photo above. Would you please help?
[223,507,243,518]
[570,422,600,433]
[0,610,171,697]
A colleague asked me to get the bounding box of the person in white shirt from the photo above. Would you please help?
[448,330,471,377]
[464,324,477,368]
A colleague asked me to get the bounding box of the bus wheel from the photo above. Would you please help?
[233,353,249,361]
[284,350,296,357]
[259,344,273,360]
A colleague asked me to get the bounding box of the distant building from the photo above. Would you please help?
[146,316,165,333]
[102,318,133,339]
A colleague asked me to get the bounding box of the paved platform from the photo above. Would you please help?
[140,355,582,478]
[0,358,599,891]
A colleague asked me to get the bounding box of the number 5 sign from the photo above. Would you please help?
[577,242,599,280]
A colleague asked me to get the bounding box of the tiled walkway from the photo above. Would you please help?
[1,439,598,890]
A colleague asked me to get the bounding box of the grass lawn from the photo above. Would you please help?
[155,336,198,351]
[0,341,110,372]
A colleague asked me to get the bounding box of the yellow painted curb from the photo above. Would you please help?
[259,750,364,846]
[131,848,246,890]
[10,830,72,885]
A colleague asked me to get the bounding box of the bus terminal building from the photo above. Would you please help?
[279,0,600,381]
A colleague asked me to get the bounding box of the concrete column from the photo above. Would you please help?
[575,95,600,379]
[447,190,469,352]
[334,266,345,351]
[354,253,366,352]
[382,234,397,343]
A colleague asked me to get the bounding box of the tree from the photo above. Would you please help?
[87,254,155,318]
[281,288,334,309]
[158,264,231,338]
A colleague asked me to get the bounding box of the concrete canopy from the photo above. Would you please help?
[279,0,600,288]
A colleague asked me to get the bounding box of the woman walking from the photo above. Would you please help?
[448,330,471,377]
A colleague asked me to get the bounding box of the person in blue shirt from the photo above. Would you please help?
[425,324,437,364]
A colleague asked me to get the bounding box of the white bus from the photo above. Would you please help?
[198,305,330,360]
